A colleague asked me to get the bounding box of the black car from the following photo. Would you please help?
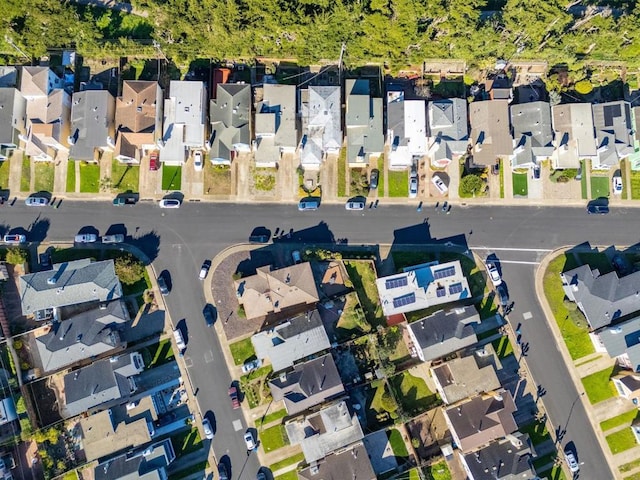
[157,275,169,296]
[218,462,229,480]
[587,204,609,215]
[369,169,379,189]
[203,304,216,327]
[39,252,52,271]
[496,284,509,307]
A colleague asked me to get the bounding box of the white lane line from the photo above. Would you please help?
[473,247,553,252]
[498,260,541,265]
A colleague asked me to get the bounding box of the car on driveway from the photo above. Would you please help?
[369,169,379,189]
[199,261,210,280]
[159,198,181,209]
[74,234,98,244]
[242,358,262,374]
[193,150,203,172]
[485,260,502,286]
[292,250,302,264]
[564,448,579,473]
[3,234,26,245]
[25,196,48,207]
[613,174,623,195]
[102,234,125,244]
[587,204,609,215]
[431,175,448,194]
[345,198,366,210]
[229,385,240,409]
[409,173,418,198]
[244,430,257,451]
[149,151,160,171]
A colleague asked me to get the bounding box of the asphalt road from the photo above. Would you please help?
[2,200,634,480]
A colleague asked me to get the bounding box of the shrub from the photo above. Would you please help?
[6,248,27,265]
[143,290,154,304]
[460,174,484,197]
[114,254,145,285]
[13,339,22,350]
[237,305,246,318]
[411,437,420,448]
[575,79,593,95]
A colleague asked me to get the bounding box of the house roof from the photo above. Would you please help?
[345,79,384,164]
[592,101,634,167]
[613,372,640,396]
[376,260,470,316]
[255,84,298,163]
[551,103,597,169]
[469,100,512,166]
[598,315,640,372]
[63,352,144,418]
[408,307,480,361]
[235,262,320,320]
[20,67,63,98]
[116,81,160,134]
[0,66,17,88]
[300,85,342,166]
[297,441,376,480]
[0,88,26,145]
[561,265,640,330]
[209,83,251,161]
[387,92,427,167]
[36,300,128,373]
[94,438,175,480]
[115,131,154,161]
[252,309,330,372]
[510,101,553,167]
[431,355,500,404]
[461,433,536,480]
[428,98,468,141]
[69,90,115,160]
[269,353,344,415]
[445,390,517,452]
[285,400,364,463]
[162,81,205,153]
[20,259,123,315]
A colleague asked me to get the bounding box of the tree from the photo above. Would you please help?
[460,174,484,197]
[5,248,27,265]
[114,254,145,285]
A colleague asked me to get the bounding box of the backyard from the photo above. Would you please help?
[79,162,100,193]
[34,162,55,192]
[204,164,232,195]
[334,291,372,341]
[162,165,182,190]
[424,460,452,480]
[111,161,140,193]
[343,260,385,328]
[590,175,609,199]
[240,365,273,409]
[512,172,528,197]
[390,371,441,416]
[387,428,409,461]
[388,170,408,197]
[606,428,637,454]
[581,366,616,404]
[229,337,256,365]
[359,379,399,430]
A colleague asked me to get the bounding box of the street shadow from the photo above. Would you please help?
[129,230,160,264]
[272,221,335,244]
[106,223,127,236]
[76,225,99,237]
[28,217,50,244]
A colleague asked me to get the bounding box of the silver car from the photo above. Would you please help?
[74,234,98,243]
[564,449,579,473]
[25,196,48,207]
[409,175,418,198]
[102,234,125,244]
[3,234,26,245]
[345,200,365,210]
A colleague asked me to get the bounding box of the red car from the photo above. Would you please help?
[149,151,160,171]
[229,385,240,409]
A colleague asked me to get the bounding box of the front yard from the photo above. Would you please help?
[590,175,609,199]
[606,428,637,454]
[343,260,385,328]
[492,336,514,360]
[512,172,528,197]
[34,162,55,192]
[171,428,203,456]
[390,371,440,416]
[79,162,100,193]
[388,170,408,197]
[204,164,232,195]
[229,337,256,365]
[162,165,182,190]
[111,161,140,192]
[240,365,273,409]
[630,170,640,200]
[260,424,289,452]
[143,339,175,368]
[581,366,616,404]
[0,160,9,188]
[600,410,640,432]
[251,167,277,192]
[20,156,31,191]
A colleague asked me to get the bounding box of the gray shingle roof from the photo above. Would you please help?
[551,103,597,169]
[20,259,123,315]
[94,438,175,480]
[0,88,26,145]
[69,90,115,161]
[209,83,251,162]
[297,442,376,480]
[431,355,500,405]
[345,79,383,164]
[300,85,342,167]
[598,316,640,372]
[462,433,536,480]
[561,265,640,330]
[592,101,634,167]
[255,84,297,164]
[510,101,553,167]
[269,353,344,415]
[469,100,512,166]
[428,98,468,141]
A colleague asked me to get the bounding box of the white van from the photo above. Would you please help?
[173,328,186,355]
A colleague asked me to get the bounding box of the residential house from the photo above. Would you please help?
[551,103,597,170]
[297,441,376,480]
[612,371,640,401]
[0,87,26,160]
[431,354,500,404]
[19,66,70,162]
[252,309,330,372]
[443,389,517,453]
[35,300,129,373]
[94,438,175,480]
[509,101,554,169]
[235,262,320,322]
[69,90,116,161]
[561,265,640,330]
[469,100,512,167]
[19,259,123,316]
[460,433,537,480]
[269,353,345,415]
[596,316,640,371]
[407,306,480,363]
[485,73,513,102]
[114,80,163,163]
[254,84,297,167]
[427,98,469,168]
[376,261,470,317]
[345,79,384,167]
[592,101,634,169]
[0,66,17,88]
[61,351,144,418]
[0,397,18,444]
[209,83,251,165]
[285,400,364,463]
[160,80,206,164]
[386,91,427,169]
[300,85,342,169]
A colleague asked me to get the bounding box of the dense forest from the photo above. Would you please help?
[2,0,640,71]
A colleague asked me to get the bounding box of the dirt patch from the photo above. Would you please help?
[406,409,451,460]
[27,378,61,428]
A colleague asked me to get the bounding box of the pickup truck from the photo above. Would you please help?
[112,196,137,206]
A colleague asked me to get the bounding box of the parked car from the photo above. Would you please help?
[112,196,136,206]
[369,169,379,189]
[199,261,211,280]
[292,250,302,264]
[587,204,609,215]
[149,151,160,171]
[203,304,216,327]
[532,165,541,179]
[242,358,262,373]
[39,252,52,270]
[496,284,509,307]
[3,234,26,245]
[298,197,320,211]
[491,162,500,175]
[157,275,169,296]
[193,150,203,172]
[431,175,448,194]
[564,449,579,473]
[409,174,418,198]
[202,418,214,440]
[345,199,366,210]
[25,196,48,207]
[257,471,267,480]
[218,463,229,480]
[613,174,623,195]
[485,260,502,286]
[173,328,186,355]
[159,198,181,208]
[229,385,240,409]
[74,234,98,244]
[102,234,125,244]
[244,430,257,451]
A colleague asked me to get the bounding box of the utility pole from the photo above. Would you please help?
[338,42,346,87]
[4,36,30,63]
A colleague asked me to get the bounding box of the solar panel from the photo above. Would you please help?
[433,266,456,279]
[392,293,416,308]
[449,283,463,295]
[386,276,408,289]
[436,286,446,298]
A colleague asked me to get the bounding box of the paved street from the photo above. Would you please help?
[1,200,636,479]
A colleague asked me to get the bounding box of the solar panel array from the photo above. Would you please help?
[433,266,456,279]
[436,286,447,298]
[449,283,463,295]
[393,292,416,308]
[385,276,408,289]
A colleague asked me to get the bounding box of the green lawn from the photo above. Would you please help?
[111,161,140,192]
[143,338,175,368]
[377,155,385,196]
[424,460,452,480]
[368,380,399,426]
[512,172,528,197]
[580,160,588,199]
[343,260,385,328]
[519,421,551,445]
[34,162,55,192]
[260,424,288,452]
[229,338,256,365]
[499,160,504,198]
[337,148,347,197]
[0,160,10,188]
[606,427,637,454]
[620,457,640,473]
[167,461,208,480]
[275,472,298,480]
[623,473,640,480]
[20,156,30,191]
[66,162,76,192]
[256,408,287,427]
[388,428,409,458]
[492,336,514,360]
[630,171,640,200]
[269,452,305,472]
[335,291,371,341]
[162,165,182,190]
[543,254,594,360]
[390,371,440,415]
[582,366,616,404]
[620,160,629,200]
[388,170,408,197]
[240,365,273,408]
[171,428,203,456]
[79,162,100,193]
[601,410,640,431]
[590,175,609,199]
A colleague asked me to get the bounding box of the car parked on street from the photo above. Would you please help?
[218,463,229,480]
[102,234,125,244]
[587,204,609,214]
[298,197,320,211]
[485,260,502,286]
[229,385,240,409]
[199,260,211,280]
[157,274,169,296]
[496,284,509,307]
[564,448,579,473]
[194,150,203,172]
[113,196,136,206]
[74,234,98,244]
[25,196,48,207]
[159,198,181,208]
[3,234,26,245]
[203,304,216,327]
[431,175,448,194]
[202,418,214,440]
[244,430,257,451]
[345,198,366,210]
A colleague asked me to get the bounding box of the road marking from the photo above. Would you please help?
[232,419,243,431]
[184,356,193,367]
[474,247,553,252]
[496,259,541,265]
[523,312,533,320]
[204,351,214,363]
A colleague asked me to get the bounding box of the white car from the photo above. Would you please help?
[202,418,214,440]
[345,200,366,210]
[613,175,623,195]
[74,234,98,244]
[431,175,448,194]
[242,358,262,373]
[485,260,502,286]
[199,261,210,280]
[3,234,26,245]
[193,151,203,172]
[244,430,257,450]
[159,198,181,209]
[564,449,579,473]
[102,234,125,244]
[409,174,418,198]
[25,196,48,207]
